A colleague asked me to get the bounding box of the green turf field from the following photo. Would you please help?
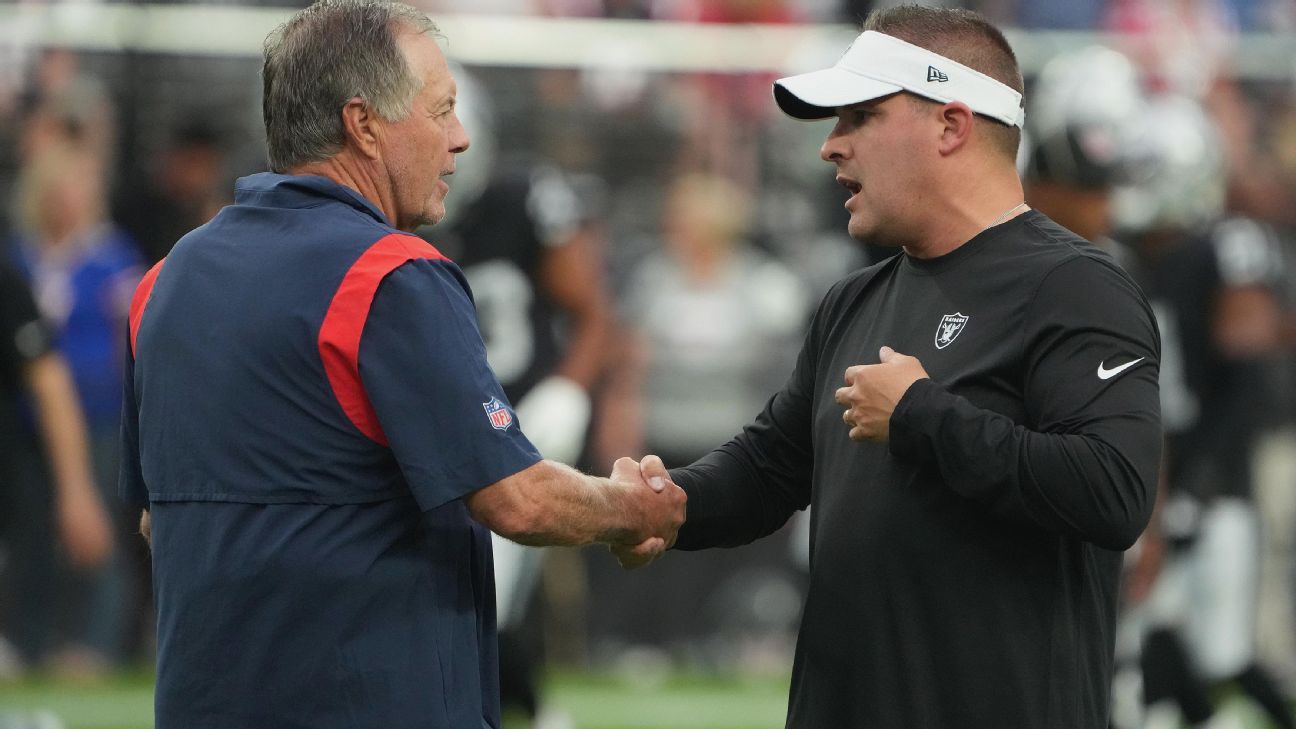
[3,672,1283,729]
[0,670,791,729]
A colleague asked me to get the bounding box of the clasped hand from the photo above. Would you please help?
[834,346,929,442]
[607,455,686,570]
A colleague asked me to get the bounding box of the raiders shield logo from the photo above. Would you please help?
[935,313,969,349]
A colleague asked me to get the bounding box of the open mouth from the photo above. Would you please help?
[837,176,862,195]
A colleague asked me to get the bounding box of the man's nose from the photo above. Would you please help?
[820,125,848,163]
[451,114,470,154]
[820,137,843,163]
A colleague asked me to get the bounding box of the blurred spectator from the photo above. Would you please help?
[113,120,229,264]
[663,0,801,184]
[3,50,112,246]
[593,172,807,661]
[1112,95,1294,729]
[8,141,143,677]
[603,171,806,466]
[18,50,114,167]
[1106,0,1237,98]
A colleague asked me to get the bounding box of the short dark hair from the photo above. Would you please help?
[863,5,1023,159]
[261,0,438,173]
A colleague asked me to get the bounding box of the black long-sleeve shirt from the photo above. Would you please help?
[672,210,1161,729]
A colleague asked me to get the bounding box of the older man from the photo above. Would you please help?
[120,2,683,727]
[623,6,1162,729]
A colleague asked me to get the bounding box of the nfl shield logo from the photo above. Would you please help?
[483,397,514,431]
[935,313,969,350]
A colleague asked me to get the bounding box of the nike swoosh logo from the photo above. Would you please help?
[1097,357,1145,380]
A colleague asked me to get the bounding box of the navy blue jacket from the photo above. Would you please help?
[121,173,540,729]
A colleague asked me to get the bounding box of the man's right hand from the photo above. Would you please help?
[465,455,684,552]
[608,455,684,569]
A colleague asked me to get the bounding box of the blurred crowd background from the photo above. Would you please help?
[3,0,1296,727]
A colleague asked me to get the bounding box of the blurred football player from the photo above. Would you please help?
[1113,95,1293,729]
[420,67,613,727]
[1022,46,1143,249]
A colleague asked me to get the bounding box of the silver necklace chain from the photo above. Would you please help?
[985,201,1029,230]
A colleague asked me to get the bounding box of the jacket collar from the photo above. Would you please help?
[234,173,391,227]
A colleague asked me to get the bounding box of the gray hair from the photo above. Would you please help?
[262,0,438,172]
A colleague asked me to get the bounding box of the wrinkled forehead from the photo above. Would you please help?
[397,27,451,88]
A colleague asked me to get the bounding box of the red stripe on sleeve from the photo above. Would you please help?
[318,234,447,446]
[129,259,166,358]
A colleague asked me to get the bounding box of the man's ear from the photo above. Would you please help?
[340,97,382,161]
[937,101,974,156]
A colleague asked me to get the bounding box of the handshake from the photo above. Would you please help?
[603,455,687,570]
[467,452,685,570]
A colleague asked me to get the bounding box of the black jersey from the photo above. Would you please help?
[1136,218,1281,499]
[0,263,54,477]
[672,211,1161,729]
[431,166,581,404]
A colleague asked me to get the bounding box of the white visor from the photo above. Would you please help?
[774,31,1025,128]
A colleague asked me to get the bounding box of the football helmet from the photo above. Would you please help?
[1113,95,1226,233]
[1023,46,1144,190]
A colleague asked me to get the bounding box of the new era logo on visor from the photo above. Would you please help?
[927,65,949,82]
